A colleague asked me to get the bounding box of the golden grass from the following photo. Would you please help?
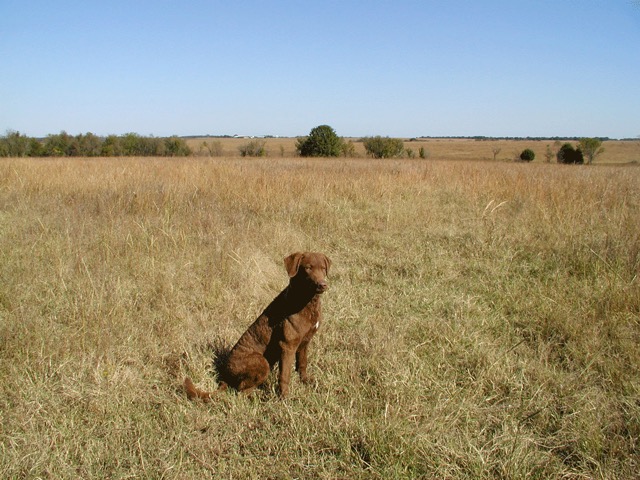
[1,156,639,478]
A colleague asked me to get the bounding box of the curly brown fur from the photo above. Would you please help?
[185,251,331,400]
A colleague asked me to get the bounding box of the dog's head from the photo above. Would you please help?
[284,252,331,294]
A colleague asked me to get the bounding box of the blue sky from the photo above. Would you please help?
[2,0,639,138]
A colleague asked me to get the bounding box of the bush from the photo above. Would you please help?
[296,125,344,157]
[362,136,405,158]
[120,133,144,156]
[43,131,73,156]
[557,143,584,164]
[74,133,102,157]
[0,131,196,157]
[162,136,191,157]
[239,139,267,157]
[341,140,356,158]
[101,135,123,157]
[544,145,554,163]
[105,133,172,157]
[519,148,535,162]
[0,130,30,157]
[198,140,224,157]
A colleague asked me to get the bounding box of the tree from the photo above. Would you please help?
[362,136,405,159]
[121,133,143,156]
[43,131,73,156]
[75,132,102,156]
[296,125,344,157]
[557,143,584,164]
[578,138,604,165]
[101,135,123,156]
[519,148,535,162]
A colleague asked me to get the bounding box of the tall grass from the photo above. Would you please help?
[1,157,638,478]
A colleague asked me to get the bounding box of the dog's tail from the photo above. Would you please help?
[184,377,212,402]
[184,377,228,402]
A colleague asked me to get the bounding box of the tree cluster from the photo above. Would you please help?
[0,131,192,157]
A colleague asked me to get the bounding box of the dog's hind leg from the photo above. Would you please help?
[235,354,270,395]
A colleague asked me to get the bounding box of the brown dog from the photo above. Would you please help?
[185,251,331,400]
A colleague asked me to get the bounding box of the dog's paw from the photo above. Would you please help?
[300,374,316,386]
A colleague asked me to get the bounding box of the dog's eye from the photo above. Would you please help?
[305,265,312,270]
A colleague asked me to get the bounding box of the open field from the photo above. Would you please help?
[1,156,639,478]
[185,137,640,164]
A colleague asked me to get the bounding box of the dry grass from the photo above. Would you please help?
[1,156,639,478]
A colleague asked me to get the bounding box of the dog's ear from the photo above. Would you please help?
[323,254,332,274]
[284,252,304,277]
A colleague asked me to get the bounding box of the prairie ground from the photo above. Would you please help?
[1,155,639,478]
[186,137,640,164]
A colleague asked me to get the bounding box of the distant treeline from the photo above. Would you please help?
[413,136,619,142]
[0,131,192,157]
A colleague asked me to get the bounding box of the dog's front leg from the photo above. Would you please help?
[296,341,313,384]
[277,345,296,399]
